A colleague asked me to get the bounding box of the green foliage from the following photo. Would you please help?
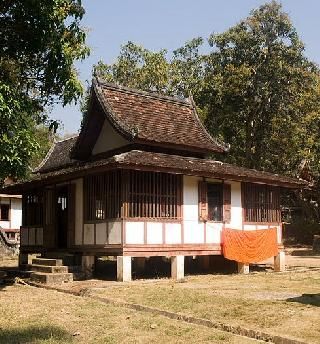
[93,1,320,181]
[0,0,89,180]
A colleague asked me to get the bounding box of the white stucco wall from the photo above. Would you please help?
[0,196,22,230]
[229,181,242,230]
[92,119,129,155]
[11,198,22,229]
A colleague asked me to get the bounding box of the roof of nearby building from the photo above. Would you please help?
[71,78,228,159]
[34,136,78,173]
[3,150,308,193]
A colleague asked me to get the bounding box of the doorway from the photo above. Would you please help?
[56,186,69,248]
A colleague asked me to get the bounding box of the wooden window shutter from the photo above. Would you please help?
[198,181,208,222]
[223,183,231,224]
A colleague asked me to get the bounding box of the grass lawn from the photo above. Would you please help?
[89,271,320,344]
[0,284,257,344]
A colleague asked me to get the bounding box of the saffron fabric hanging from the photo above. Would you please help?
[222,228,279,264]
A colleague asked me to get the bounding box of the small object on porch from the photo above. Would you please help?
[171,255,184,280]
[117,256,132,282]
[312,235,320,252]
[274,251,286,272]
[237,263,250,274]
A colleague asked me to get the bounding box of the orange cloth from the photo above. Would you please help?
[222,228,279,264]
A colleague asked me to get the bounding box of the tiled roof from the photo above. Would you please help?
[75,79,228,156]
[35,136,78,173]
[7,150,307,192]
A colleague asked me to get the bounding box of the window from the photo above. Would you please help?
[243,183,281,223]
[84,170,182,221]
[84,171,121,221]
[0,204,9,221]
[127,171,181,219]
[23,192,43,226]
[199,182,231,222]
[207,184,223,221]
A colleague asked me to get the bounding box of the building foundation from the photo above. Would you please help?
[117,256,132,282]
[238,262,249,274]
[81,255,95,278]
[18,252,28,267]
[171,255,184,280]
[274,251,285,272]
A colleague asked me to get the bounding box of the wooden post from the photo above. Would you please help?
[171,255,184,280]
[81,255,95,278]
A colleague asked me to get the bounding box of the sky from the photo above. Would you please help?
[51,0,320,135]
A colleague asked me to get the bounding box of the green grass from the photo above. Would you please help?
[90,271,320,343]
[0,284,256,344]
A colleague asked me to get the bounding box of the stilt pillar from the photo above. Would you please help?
[274,251,285,272]
[238,262,249,274]
[81,255,95,279]
[18,253,28,267]
[117,256,132,282]
[171,255,184,280]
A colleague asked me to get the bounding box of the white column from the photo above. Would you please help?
[117,256,132,282]
[238,262,249,274]
[81,255,95,278]
[274,251,285,272]
[171,255,184,280]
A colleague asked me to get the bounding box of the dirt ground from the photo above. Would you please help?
[0,247,319,343]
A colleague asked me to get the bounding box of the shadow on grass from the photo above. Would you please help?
[287,293,320,307]
[0,325,72,343]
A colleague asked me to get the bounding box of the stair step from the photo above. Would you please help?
[31,265,68,274]
[32,258,63,267]
[30,272,73,284]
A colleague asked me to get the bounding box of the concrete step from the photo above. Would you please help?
[44,253,81,266]
[31,264,68,274]
[30,272,73,284]
[32,258,63,267]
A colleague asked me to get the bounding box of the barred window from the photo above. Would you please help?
[84,171,121,221]
[84,170,182,221]
[127,171,181,219]
[243,183,281,223]
[23,192,43,226]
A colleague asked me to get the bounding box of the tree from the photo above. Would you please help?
[205,1,320,172]
[0,0,89,181]
[91,1,320,178]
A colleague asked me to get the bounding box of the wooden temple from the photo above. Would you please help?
[2,78,307,281]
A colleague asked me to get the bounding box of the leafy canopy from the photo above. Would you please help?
[93,1,320,179]
[0,0,89,181]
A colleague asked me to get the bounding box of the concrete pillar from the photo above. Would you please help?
[18,253,28,267]
[117,256,132,282]
[274,251,285,272]
[199,255,210,271]
[81,255,95,279]
[171,255,184,280]
[135,257,146,273]
[238,262,249,274]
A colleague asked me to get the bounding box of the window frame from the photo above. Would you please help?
[0,204,10,221]
[84,170,182,222]
[207,183,223,222]
[242,183,281,224]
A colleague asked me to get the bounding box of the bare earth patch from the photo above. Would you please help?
[0,284,257,344]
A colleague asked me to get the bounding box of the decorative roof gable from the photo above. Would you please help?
[71,78,228,159]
